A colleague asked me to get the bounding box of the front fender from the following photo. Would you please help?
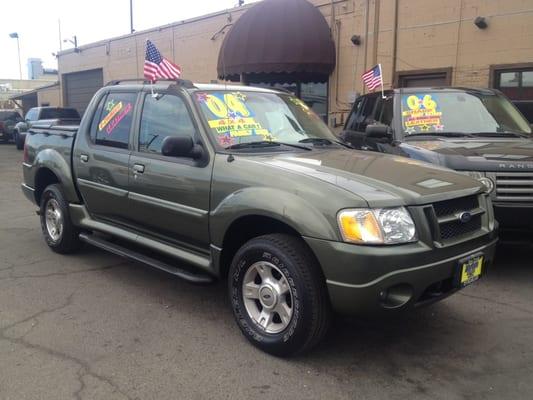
[209,187,340,247]
[32,148,81,203]
[15,122,28,133]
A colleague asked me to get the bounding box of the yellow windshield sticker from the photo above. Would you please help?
[402,94,444,133]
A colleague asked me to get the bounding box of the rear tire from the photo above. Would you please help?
[40,184,82,254]
[15,131,24,150]
[228,234,330,356]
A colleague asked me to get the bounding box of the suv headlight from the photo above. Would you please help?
[337,207,417,245]
[463,171,494,194]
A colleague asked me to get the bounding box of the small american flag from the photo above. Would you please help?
[362,64,383,91]
[144,40,182,82]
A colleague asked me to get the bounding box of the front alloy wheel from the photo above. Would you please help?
[242,261,294,334]
[229,234,330,356]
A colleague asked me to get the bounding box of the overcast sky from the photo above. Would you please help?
[1,0,257,80]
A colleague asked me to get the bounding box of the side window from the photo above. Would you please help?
[89,95,107,143]
[375,97,393,126]
[139,94,196,155]
[93,92,136,149]
[359,96,378,131]
[346,98,364,131]
[25,109,38,121]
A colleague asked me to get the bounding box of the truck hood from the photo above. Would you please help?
[401,137,533,171]
[251,148,483,207]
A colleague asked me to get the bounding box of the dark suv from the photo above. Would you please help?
[0,110,23,142]
[341,87,533,232]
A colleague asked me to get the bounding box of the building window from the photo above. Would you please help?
[395,68,452,88]
[493,65,533,122]
[248,81,329,123]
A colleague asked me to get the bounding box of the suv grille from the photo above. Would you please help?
[429,195,484,242]
[493,172,533,202]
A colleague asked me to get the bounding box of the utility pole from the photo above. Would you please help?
[9,32,22,80]
[130,0,134,33]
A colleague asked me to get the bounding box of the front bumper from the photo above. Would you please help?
[304,232,498,315]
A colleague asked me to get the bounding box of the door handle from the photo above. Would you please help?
[80,154,89,163]
[132,164,145,174]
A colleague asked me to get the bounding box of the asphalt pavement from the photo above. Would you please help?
[0,143,532,400]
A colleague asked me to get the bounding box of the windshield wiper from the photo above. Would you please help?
[469,132,528,138]
[406,132,475,138]
[225,140,311,151]
[298,137,351,148]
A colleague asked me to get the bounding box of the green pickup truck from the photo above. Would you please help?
[21,80,498,356]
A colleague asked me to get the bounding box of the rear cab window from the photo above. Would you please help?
[89,92,137,149]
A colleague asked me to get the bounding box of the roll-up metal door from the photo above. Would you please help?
[63,69,103,116]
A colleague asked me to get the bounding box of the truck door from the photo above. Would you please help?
[73,91,138,224]
[127,91,212,254]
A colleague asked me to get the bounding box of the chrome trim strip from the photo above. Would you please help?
[21,183,35,192]
[77,178,128,197]
[128,191,208,217]
[436,207,485,224]
[327,238,499,289]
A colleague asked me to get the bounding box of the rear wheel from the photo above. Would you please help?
[15,131,24,150]
[229,234,330,356]
[40,184,82,254]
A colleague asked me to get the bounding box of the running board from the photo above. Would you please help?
[79,233,215,284]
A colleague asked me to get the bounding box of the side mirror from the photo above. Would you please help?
[365,124,392,140]
[161,135,203,159]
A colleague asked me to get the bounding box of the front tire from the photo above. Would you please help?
[229,234,330,356]
[15,131,24,150]
[40,184,82,254]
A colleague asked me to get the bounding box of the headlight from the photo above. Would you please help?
[463,171,495,194]
[337,207,417,245]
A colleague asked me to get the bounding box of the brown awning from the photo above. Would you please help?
[217,0,336,83]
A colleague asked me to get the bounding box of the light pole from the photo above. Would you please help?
[130,0,134,33]
[9,32,22,80]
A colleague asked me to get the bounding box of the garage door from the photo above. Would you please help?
[63,69,104,117]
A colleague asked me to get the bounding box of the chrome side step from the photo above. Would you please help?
[79,233,215,285]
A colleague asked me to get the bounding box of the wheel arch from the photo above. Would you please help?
[34,167,61,205]
[218,214,318,279]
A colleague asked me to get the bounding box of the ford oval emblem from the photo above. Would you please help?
[459,212,472,224]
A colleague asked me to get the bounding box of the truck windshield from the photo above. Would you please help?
[400,91,532,137]
[194,90,338,149]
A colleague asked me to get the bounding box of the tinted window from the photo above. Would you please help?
[93,93,136,149]
[40,108,80,120]
[0,111,21,121]
[376,97,393,126]
[346,98,364,131]
[139,94,196,154]
[25,108,39,121]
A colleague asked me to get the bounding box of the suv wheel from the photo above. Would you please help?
[40,184,81,254]
[15,131,24,150]
[229,234,330,356]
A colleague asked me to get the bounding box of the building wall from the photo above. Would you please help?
[37,85,61,107]
[57,0,533,125]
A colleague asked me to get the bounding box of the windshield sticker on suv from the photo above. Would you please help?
[402,94,443,133]
[198,92,271,138]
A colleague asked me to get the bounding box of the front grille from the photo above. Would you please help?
[493,172,533,202]
[439,215,482,240]
[433,195,479,218]
[429,195,484,242]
